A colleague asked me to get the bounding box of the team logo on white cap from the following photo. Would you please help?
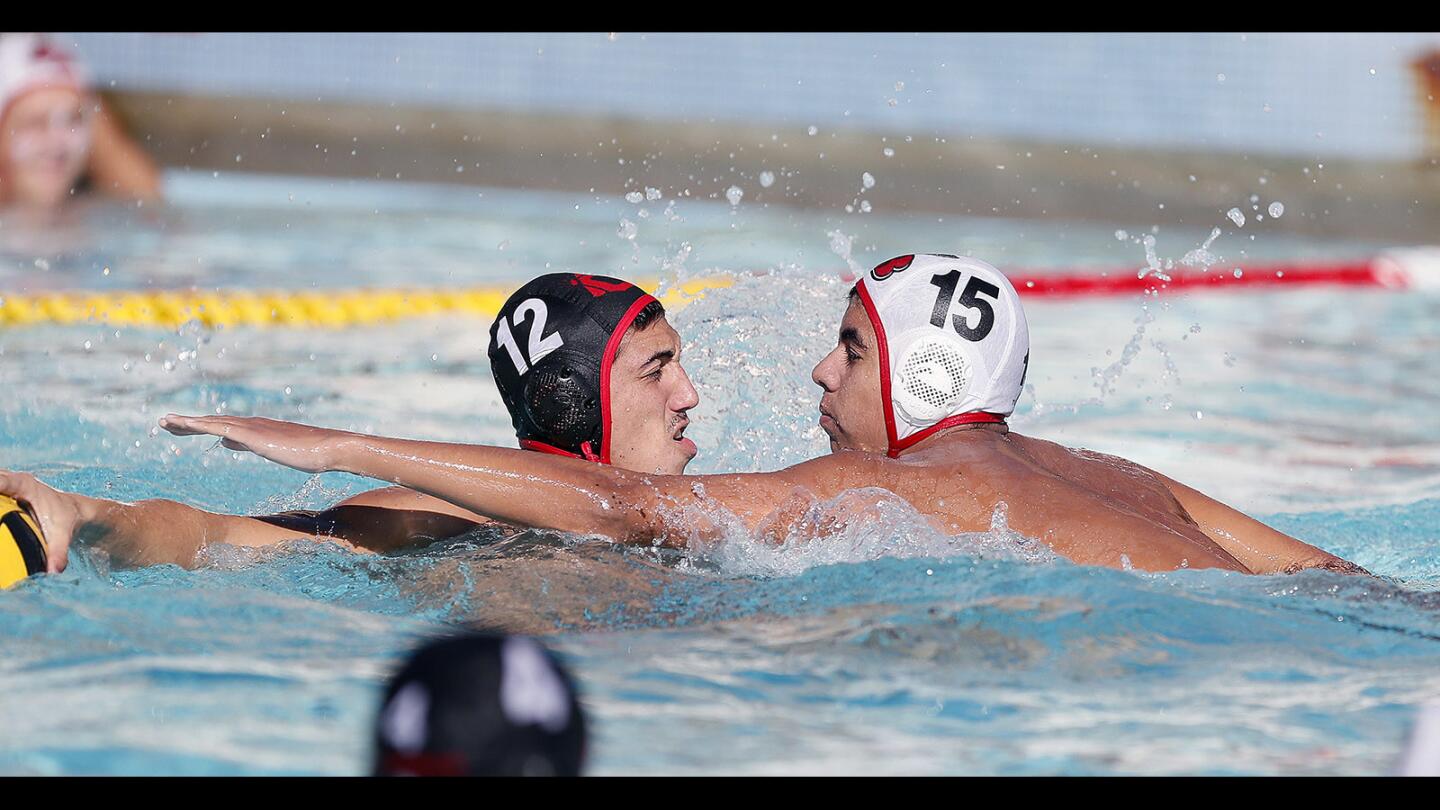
[870,254,915,281]
[855,254,1030,457]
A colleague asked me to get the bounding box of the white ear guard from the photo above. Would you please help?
[891,329,988,429]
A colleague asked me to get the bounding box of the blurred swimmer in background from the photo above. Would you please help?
[0,32,161,217]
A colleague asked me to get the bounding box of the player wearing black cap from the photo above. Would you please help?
[488,273,697,469]
[0,273,698,576]
[374,633,586,777]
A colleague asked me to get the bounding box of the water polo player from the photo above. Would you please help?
[0,273,697,578]
[155,255,1365,576]
[374,633,587,777]
[0,32,160,211]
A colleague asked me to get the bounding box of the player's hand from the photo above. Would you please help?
[0,470,86,573]
[160,414,351,475]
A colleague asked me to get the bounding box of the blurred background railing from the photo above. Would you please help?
[55,32,1440,242]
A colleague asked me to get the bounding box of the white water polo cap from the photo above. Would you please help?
[0,34,90,120]
[854,254,1030,457]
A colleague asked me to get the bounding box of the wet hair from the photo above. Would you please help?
[627,299,666,332]
[848,284,860,302]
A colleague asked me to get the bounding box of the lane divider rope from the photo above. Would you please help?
[0,277,733,329]
[2,250,1435,329]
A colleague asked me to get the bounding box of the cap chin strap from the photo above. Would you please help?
[887,411,1005,458]
[518,439,604,464]
[379,750,468,777]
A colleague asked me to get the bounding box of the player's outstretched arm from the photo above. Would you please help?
[1155,472,1369,576]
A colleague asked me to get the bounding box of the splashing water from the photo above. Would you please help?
[826,229,866,279]
[1138,234,1172,282]
[672,272,846,474]
[1180,227,1224,269]
[677,488,1053,580]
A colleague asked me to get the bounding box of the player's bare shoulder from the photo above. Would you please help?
[1011,433,1155,480]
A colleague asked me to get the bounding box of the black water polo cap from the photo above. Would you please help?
[487,273,658,463]
[373,633,586,777]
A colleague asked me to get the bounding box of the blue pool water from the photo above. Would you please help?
[0,172,1436,774]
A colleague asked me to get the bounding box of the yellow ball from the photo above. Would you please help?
[0,494,47,589]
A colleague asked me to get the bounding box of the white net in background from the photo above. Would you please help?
[896,337,971,424]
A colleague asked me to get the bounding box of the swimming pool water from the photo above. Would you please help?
[0,171,1436,774]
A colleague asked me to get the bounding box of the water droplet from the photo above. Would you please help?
[1114,229,1129,241]
[1216,72,1226,83]
[894,81,905,92]
[1233,268,1244,278]
[1226,207,1246,227]
[725,185,745,206]
[807,125,819,136]
[861,172,876,189]
[617,218,638,240]
[625,191,644,204]
[645,187,662,201]
[758,170,775,188]
[882,147,895,157]
[1194,410,1204,420]
[1267,201,1284,218]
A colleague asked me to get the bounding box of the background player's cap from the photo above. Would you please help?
[374,633,586,777]
[855,254,1030,457]
[0,34,90,122]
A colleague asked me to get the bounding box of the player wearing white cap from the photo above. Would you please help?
[0,32,160,210]
[149,255,1362,575]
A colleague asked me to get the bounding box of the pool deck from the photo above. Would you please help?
[109,91,1440,244]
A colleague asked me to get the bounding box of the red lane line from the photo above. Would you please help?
[1003,261,1394,298]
